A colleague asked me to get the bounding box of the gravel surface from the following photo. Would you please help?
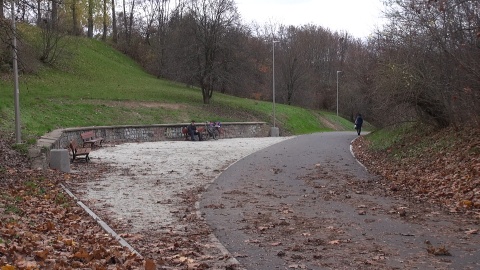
[65,137,292,268]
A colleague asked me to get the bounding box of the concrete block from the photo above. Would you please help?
[270,127,280,137]
[50,149,70,173]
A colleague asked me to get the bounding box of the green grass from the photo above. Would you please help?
[1,28,356,143]
[363,123,452,161]
[364,124,413,151]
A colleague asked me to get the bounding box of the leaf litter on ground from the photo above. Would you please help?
[1,126,479,268]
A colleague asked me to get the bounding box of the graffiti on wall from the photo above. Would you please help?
[165,127,184,139]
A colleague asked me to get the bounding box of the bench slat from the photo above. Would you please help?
[81,131,104,148]
[69,140,91,162]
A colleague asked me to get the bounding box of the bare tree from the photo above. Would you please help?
[112,0,117,42]
[187,0,240,104]
[70,0,82,35]
[0,0,4,20]
[36,0,42,26]
[121,0,135,45]
[266,24,354,111]
[372,0,480,127]
[51,0,58,29]
[276,26,310,105]
[87,0,94,37]
[102,0,108,40]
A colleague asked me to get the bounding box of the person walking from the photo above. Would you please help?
[355,113,363,135]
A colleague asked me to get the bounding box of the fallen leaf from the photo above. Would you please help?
[34,249,49,260]
[328,240,341,245]
[465,229,478,235]
[144,259,156,270]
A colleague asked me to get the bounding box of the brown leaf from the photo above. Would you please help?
[73,248,91,260]
[144,259,157,270]
[34,249,49,260]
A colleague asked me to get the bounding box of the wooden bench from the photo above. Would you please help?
[81,131,104,148]
[182,126,206,141]
[69,140,91,162]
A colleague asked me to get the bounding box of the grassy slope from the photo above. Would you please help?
[0,34,352,142]
[353,123,480,212]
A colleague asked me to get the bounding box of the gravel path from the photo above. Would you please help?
[66,137,292,268]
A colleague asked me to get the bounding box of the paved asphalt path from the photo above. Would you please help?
[199,132,480,270]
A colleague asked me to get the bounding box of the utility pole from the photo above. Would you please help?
[270,40,280,137]
[12,0,22,143]
[336,71,342,116]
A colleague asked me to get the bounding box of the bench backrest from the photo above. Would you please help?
[81,131,94,140]
[182,127,205,134]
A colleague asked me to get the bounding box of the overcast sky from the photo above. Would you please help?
[235,0,386,38]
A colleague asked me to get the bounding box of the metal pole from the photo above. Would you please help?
[336,70,341,116]
[12,0,21,143]
[272,40,278,127]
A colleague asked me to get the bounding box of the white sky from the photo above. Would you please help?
[235,0,386,38]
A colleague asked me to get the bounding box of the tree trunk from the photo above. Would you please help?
[102,0,107,40]
[36,0,42,26]
[87,0,94,38]
[51,0,58,29]
[128,0,134,45]
[112,0,117,43]
[72,0,80,35]
[122,0,128,43]
[202,88,211,104]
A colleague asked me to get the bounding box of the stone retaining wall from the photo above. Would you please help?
[29,122,269,170]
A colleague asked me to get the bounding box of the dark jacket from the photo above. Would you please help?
[355,116,363,127]
[187,123,197,133]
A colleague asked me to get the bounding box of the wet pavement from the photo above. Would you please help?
[200,132,480,270]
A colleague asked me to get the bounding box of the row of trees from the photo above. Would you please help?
[1,0,479,128]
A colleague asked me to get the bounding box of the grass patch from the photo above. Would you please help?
[365,123,415,152]
[1,29,357,140]
[55,193,71,207]
[24,180,47,196]
[3,195,23,215]
[4,204,22,215]
[362,123,468,161]
[12,143,29,155]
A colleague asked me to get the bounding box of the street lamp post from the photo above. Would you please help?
[12,0,21,144]
[336,70,342,116]
[271,40,280,137]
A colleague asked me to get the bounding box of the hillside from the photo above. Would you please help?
[0,35,351,142]
[353,125,480,215]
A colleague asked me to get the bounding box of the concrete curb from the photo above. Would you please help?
[60,183,142,258]
[350,135,369,171]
